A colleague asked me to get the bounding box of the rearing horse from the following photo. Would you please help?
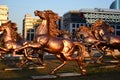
[0,21,44,67]
[15,10,87,75]
[0,21,23,52]
[91,19,119,60]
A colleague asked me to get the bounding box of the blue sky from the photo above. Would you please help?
[0,0,114,33]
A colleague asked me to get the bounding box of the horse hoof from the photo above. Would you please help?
[82,69,86,75]
[42,63,46,66]
[16,63,22,68]
[50,71,55,75]
[96,60,102,64]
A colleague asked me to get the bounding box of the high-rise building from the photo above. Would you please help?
[23,14,41,41]
[110,0,120,9]
[0,5,9,25]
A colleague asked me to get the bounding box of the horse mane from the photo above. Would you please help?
[91,19,109,31]
[10,22,23,43]
[45,10,61,37]
[78,26,94,36]
[0,21,23,43]
[1,20,11,26]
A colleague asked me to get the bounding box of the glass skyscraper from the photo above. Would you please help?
[110,0,120,9]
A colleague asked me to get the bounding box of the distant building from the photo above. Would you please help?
[23,14,41,41]
[110,0,120,9]
[63,8,120,36]
[0,5,9,25]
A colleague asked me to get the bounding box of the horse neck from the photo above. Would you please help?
[80,32,89,38]
[3,27,12,42]
[63,34,71,39]
[35,20,49,36]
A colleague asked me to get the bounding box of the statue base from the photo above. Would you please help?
[4,66,44,71]
[57,72,81,77]
[28,66,45,69]
[31,75,57,80]
[99,65,116,68]
[4,68,22,71]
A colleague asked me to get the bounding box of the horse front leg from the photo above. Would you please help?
[108,49,118,60]
[0,47,9,60]
[24,48,45,66]
[15,42,42,52]
[0,47,9,52]
[0,55,4,59]
[16,59,29,68]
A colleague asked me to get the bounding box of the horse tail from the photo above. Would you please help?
[73,42,86,59]
[73,41,87,75]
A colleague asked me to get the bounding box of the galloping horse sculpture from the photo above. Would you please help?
[0,21,44,67]
[75,20,119,62]
[15,10,87,75]
[91,19,119,60]
[0,21,23,53]
[75,26,103,61]
[98,26,120,57]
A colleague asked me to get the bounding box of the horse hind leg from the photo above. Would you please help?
[77,47,87,75]
[108,49,118,60]
[77,58,86,75]
[50,61,67,74]
[74,43,87,75]
[50,54,67,74]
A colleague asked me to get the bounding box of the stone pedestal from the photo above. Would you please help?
[28,66,45,69]
[57,72,81,77]
[31,75,57,80]
[4,68,22,71]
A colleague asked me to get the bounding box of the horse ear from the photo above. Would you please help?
[7,20,11,23]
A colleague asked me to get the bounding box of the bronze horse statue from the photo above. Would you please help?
[91,19,119,60]
[0,21,23,53]
[15,10,87,75]
[98,27,120,58]
[75,26,104,61]
[0,21,44,67]
[76,20,118,62]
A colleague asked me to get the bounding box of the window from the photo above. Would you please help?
[116,25,120,29]
[116,31,120,36]
[72,24,75,28]
[31,33,34,41]
[27,29,35,41]
[77,24,79,28]
[27,33,30,41]
[31,29,34,32]
[72,29,75,32]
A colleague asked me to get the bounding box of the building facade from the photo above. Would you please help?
[63,8,120,36]
[0,5,9,25]
[23,14,41,41]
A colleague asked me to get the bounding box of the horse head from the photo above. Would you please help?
[34,10,47,20]
[0,20,12,32]
[0,21,23,43]
[34,10,60,21]
[34,10,61,37]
